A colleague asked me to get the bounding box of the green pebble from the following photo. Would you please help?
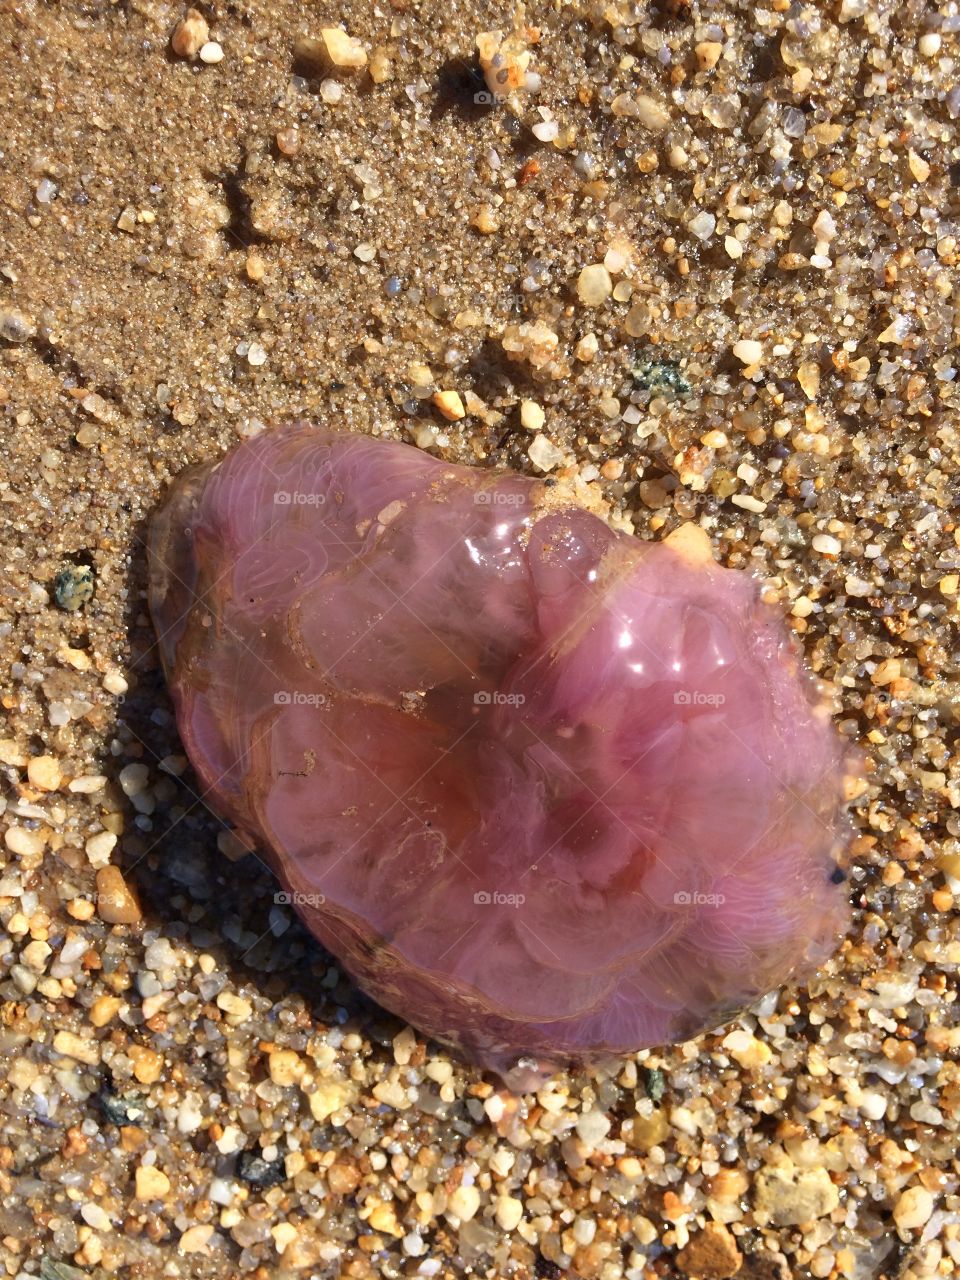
[632,358,692,397]
[54,565,95,611]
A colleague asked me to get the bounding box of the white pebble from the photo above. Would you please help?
[495,1194,523,1231]
[812,533,842,555]
[447,1184,480,1221]
[527,434,564,472]
[199,41,224,64]
[733,338,763,365]
[575,1109,610,1146]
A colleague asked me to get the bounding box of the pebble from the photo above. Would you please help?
[53,565,95,611]
[5,826,44,857]
[812,533,842,556]
[0,307,35,343]
[268,1049,304,1086]
[26,754,61,791]
[199,41,224,65]
[527,434,564,472]
[754,1164,839,1226]
[237,1147,286,1187]
[894,1185,935,1233]
[447,1184,481,1222]
[432,390,465,421]
[577,264,613,306]
[170,8,209,59]
[732,338,763,366]
[634,93,671,131]
[135,1165,171,1200]
[306,27,367,71]
[85,831,117,867]
[95,865,142,924]
[519,400,545,432]
[495,1194,523,1231]
[52,1030,101,1065]
[695,41,723,71]
[722,1028,772,1069]
[676,1223,742,1279]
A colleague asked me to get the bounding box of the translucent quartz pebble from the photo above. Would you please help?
[149,424,855,1084]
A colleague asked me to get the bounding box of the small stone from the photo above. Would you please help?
[0,307,35,343]
[495,1194,523,1231]
[908,150,930,183]
[393,1025,417,1065]
[276,127,299,157]
[688,211,716,241]
[919,32,941,56]
[5,826,44,857]
[520,400,545,432]
[54,565,95,611]
[432,390,466,421]
[695,41,723,70]
[237,1147,286,1187]
[308,1078,356,1121]
[199,40,224,64]
[247,342,267,367]
[312,26,368,69]
[797,361,820,399]
[246,253,266,281]
[52,1030,101,1066]
[119,762,150,796]
[471,204,500,234]
[368,1203,401,1235]
[85,831,117,867]
[676,1223,743,1279]
[575,332,599,362]
[135,1166,171,1200]
[27,755,61,791]
[577,263,613,306]
[634,93,671,131]
[576,1109,611,1146]
[812,533,841,556]
[129,1044,164,1084]
[69,773,107,793]
[268,1050,304,1086]
[216,990,252,1023]
[95,865,142,924]
[894,1185,934,1234]
[527,433,564,472]
[171,8,209,59]
[447,1184,481,1222]
[180,1225,215,1255]
[733,339,763,366]
[722,1029,772,1069]
[89,995,123,1027]
[0,738,27,766]
[103,670,128,695]
[327,1160,361,1195]
[754,1165,839,1226]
